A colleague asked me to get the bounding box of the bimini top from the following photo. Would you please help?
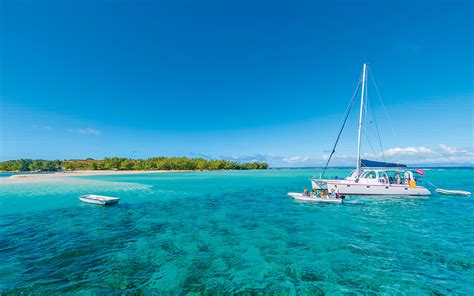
[360,159,407,168]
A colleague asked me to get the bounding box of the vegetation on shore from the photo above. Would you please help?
[0,157,268,172]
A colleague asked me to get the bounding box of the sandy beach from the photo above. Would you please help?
[0,170,191,184]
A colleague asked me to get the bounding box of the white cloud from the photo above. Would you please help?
[319,154,355,165]
[217,154,316,167]
[32,124,52,130]
[383,146,433,156]
[364,144,473,165]
[282,156,311,162]
[438,144,469,155]
[67,128,101,136]
[216,144,473,167]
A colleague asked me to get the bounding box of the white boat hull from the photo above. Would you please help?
[313,179,430,196]
[79,195,120,205]
[435,189,471,196]
[288,192,343,203]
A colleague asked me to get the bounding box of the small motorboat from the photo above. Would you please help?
[435,189,471,196]
[288,192,344,204]
[79,194,120,205]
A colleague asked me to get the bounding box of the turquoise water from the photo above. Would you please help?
[0,172,15,178]
[1,169,473,294]
[0,172,57,178]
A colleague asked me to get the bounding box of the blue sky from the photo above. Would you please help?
[1,0,472,166]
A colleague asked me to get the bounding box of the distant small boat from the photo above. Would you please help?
[79,194,120,205]
[435,189,471,196]
[288,192,343,204]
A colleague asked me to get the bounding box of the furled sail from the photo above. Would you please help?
[360,159,407,168]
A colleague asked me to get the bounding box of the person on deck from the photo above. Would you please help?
[330,188,338,198]
[395,173,401,184]
[404,172,411,184]
[303,188,308,196]
[320,189,328,198]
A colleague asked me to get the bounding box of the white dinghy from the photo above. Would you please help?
[435,189,471,196]
[79,194,120,205]
[288,192,344,204]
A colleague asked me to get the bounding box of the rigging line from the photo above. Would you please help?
[362,70,385,161]
[364,72,369,117]
[367,66,395,136]
[321,80,361,179]
[363,127,377,158]
[367,85,386,161]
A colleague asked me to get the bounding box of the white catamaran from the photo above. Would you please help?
[312,63,431,196]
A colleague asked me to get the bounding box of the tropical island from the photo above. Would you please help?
[0,157,268,172]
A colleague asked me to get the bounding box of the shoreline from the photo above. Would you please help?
[0,170,194,184]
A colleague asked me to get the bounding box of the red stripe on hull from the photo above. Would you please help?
[326,182,426,189]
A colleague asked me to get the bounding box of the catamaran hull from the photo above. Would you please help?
[312,179,431,196]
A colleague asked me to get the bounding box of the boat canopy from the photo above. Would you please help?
[360,159,407,168]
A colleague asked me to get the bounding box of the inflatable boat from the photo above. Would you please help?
[288,192,344,204]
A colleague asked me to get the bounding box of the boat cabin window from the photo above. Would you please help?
[385,170,416,184]
[386,171,400,184]
[361,171,377,179]
[379,172,389,184]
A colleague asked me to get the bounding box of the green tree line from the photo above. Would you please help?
[0,157,268,172]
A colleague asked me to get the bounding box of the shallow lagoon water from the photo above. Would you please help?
[0,169,473,294]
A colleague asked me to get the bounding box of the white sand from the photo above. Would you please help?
[0,170,192,184]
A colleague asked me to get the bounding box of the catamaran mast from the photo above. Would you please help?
[356,63,367,177]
